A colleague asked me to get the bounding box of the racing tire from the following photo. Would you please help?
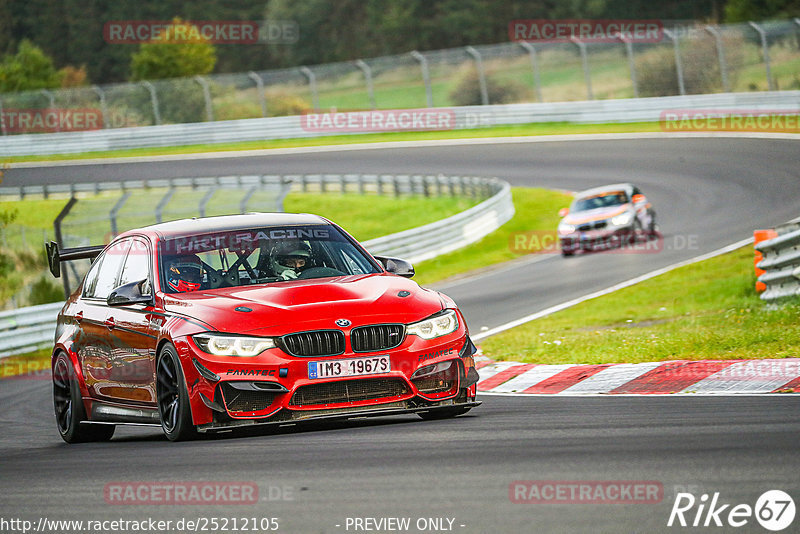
[156,343,198,442]
[630,219,644,243]
[53,352,115,443]
[417,407,472,420]
[561,249,574,257]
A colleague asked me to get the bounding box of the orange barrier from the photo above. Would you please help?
[754,229,778,292]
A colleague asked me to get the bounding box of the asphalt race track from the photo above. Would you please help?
[2,135,800,533]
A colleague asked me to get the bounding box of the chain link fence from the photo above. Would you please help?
[1,20,798,134]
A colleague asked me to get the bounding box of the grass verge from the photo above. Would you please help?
[0,348,51,379]
[480,245,800,364]
[2,121,663,163]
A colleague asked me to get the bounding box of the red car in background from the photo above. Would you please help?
[46,213,480,442]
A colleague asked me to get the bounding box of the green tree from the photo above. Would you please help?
[724,0,800,22]
[130,19,217,81]
[0,39,61,92]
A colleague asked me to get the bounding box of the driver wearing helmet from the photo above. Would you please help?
[271,241,312,280]
[165,254,203,292]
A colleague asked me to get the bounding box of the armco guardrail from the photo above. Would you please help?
[2,91,799,157]
[756,221,800,301]
[0,302,63,357]
[0,175,513,357]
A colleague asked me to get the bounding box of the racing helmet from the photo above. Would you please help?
[165,254,203,292]
[271,241,312,277]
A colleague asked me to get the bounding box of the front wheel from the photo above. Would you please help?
[53,352,115,443]
[156,343,198,442]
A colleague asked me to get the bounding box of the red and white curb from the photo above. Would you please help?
[475,357,800,395]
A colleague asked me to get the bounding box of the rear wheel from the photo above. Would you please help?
[52,352,115,443]
[156,343,198,442]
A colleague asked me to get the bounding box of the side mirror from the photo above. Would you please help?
[558,207,569,217]
[107,279,153,306]
[374,256,415,278]
[632,194,646,204]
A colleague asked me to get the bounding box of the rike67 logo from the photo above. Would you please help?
[668,490,795,531]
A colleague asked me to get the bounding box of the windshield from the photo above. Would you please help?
[159,224,380,293]
[570,191,629,212]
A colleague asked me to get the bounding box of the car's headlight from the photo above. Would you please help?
[611,212,633,226]
[559,223,576,235]
[407,310,459,339]
[193,333,275,357]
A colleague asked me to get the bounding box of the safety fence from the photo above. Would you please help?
[756,219,800,301]
[0,174,512,357]
[1,19,797,139]
[2,90,799,157]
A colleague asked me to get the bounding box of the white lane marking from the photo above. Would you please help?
[489,364,574,393]
[559,362,663,394]
[10,132,800,169]
[472,237,754,342]
[474,361,523,385]
[682,359,800,393]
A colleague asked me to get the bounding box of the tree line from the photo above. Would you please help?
[0,0,797,91]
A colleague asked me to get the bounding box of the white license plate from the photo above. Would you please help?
[308,355,391,379]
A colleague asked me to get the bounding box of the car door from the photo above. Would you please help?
[76,239,131,400]
[105,237,160,405]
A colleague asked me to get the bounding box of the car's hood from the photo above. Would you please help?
[563,204,630,225]
[162,274,445,334]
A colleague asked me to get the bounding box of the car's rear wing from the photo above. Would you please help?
[45,241,104,278]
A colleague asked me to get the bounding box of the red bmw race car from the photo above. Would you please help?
[46,213,480,442]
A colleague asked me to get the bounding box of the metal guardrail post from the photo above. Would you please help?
[91,85,110,129]
[619,36,639,98]
[705,25,731,92]
[40,89,58,132]
[239,186,257,213]
[570,37,593,100]
[109,191,131,236]
[247,71,267,117]
[198,186,218,217]
[354,60,376,110]
[155,187,175,223]
[140,81,161,125]
[410,51,433,108]
[53,197,78,297]
[465,46,489,106]
[193,76,214,122]
[276,177,292,212]
[300,67,319,112]
[518,42,543,102]
[748,22,775,91]
[663,29,686,96]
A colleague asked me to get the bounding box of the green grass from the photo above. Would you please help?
[480,246,800,364]
[0,348,51,378]
[1,192,479,245]
[412,187,570,286]
[1,121,664,163]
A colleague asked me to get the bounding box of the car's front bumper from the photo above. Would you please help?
[173,329,480,427]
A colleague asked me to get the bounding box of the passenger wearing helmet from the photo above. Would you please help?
[271,241,312,280]
[165,254,203,292]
